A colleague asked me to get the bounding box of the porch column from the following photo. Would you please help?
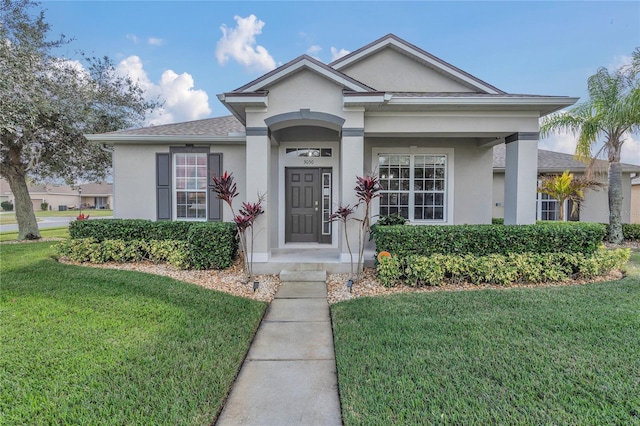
[340,128,364,262]
[504,132,538,225]
[246,127,270,262]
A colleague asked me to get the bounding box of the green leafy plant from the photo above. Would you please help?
[40,202,48,211]
[1,201,13,211]
[537,171,603,220]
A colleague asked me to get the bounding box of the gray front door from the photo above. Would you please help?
[285,168,320,243]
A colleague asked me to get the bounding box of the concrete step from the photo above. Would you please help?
[279,269,327,282]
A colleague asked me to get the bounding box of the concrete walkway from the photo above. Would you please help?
[216,279,342,426]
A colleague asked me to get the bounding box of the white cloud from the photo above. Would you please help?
[609,54,632,72]
[126,33,139,44]
[116,55,211,126]
[215,14,276,72]
[330,47,350,62]
[621,133,640,166]
[148,37,164,47]
[306,45,322,60]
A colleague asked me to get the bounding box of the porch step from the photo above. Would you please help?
[280,270,327,282]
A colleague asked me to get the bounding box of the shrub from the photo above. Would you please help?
[372,222,606,257]
[491,218,504,225]
[186,222,238,270]
[378,248,629,287]
[622,223,640,241]
[40,202,48,211]
[1,201,13,211]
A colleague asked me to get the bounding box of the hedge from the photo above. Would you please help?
[623,223,640,241]
[377,248,630,287]
[372,222,606,257]
[65,219,238,270]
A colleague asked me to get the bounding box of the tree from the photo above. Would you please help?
[537,170,602,221]
[540,47,640,243]
[0,0,159,239]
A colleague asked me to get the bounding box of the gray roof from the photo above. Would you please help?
[493,144,640,173]
[99,115,244,137]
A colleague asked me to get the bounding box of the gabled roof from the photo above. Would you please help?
[330,33,504,95]
[493,144,640,173]
[229,54,375,94]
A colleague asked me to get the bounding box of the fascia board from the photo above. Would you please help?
[387,96,579,111]
[219,94,268,107]
[85,134,247,144]
[240,59,369,92]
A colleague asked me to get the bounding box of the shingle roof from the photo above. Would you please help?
[493,144,640,173]
[100,115,245,137]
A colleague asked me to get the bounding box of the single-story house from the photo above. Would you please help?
[1,180,113,211]
[87,34,579,272]
[493,145,640,223]
[632,177,640,224]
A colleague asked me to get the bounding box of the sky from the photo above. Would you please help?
[39,0,640,165]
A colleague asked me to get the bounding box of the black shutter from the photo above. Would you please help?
[156,153,171,220]
[208,153,222,221]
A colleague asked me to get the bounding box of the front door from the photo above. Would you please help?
[286,168,325,243]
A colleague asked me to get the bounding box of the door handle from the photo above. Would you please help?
[315,200,319,211]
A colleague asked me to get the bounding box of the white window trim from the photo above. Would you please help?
[372,147,454,224]
[172,152,208,221]
[535,192,567,221]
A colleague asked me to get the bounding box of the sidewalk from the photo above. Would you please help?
[216,280,342,426]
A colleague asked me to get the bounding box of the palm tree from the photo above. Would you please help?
[537,170,602,221]
[540,48,640,243]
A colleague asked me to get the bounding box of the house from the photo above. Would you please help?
[632,177,640,224]
[86,34,578,272]
[1,179,113,211]
[492,145,640,223]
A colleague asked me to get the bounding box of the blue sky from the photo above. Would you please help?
[41,1,640,163]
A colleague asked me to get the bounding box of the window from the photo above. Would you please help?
[378,154,447,222]
[174,153,207,220]
[537,193,559,221]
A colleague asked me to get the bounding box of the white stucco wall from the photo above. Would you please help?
[113,143,246,221]
[631,183,640,224]
[339,47,475,92]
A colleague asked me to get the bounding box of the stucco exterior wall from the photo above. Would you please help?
[631,183,640,224]
[365,137,493,225]
[340,48,475,92]
[492,172,635,223]
[113,143,246,221]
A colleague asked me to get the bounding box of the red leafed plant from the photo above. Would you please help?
[212,171,265,282]
[76,213,90,221]
[353,175,382,276]
[329,205,356,276]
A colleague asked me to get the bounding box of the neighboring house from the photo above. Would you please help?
[493,145,640,223]
[1,180,113,211]
[632,177,640,224]
[87,34,577,272]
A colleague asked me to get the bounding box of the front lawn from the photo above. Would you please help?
[0,209,113,225]
[0,226,69,242]
[332,249,640,425]
[0,242,266,425]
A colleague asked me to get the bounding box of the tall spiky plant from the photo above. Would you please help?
[540,47,640,243]
[354,175,382,277]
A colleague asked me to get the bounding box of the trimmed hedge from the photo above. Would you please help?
[377,248,630,287]
[623,223,640,241]
[372,222,606,257]
[65,219,238,270]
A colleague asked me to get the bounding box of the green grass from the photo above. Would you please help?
[0,226,69,242]
[0,209,113,225]
[0,242,266,425]
[332,249,640,425]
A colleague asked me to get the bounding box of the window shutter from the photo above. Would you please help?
[156,153,171,220]
[208,153,222,221]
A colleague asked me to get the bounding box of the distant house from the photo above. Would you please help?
[86,34,578,273]
[1,180,113,211]
[632,177,640,224]
[493,145,640,223]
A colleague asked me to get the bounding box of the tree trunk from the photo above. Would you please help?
[607,161,624,244]
[558,200,565,221]
[6,171,41,240]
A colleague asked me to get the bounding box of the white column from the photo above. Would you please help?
[245,128,270,261]
[340,129,364,262]
[504,132,538,225]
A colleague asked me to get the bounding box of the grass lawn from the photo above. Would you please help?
[0,209,113,225]
[0,226,70,242]
[0,242,267,425]
[332,249,640,425]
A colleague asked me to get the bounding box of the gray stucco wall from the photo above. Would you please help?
[113,143,246,221]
